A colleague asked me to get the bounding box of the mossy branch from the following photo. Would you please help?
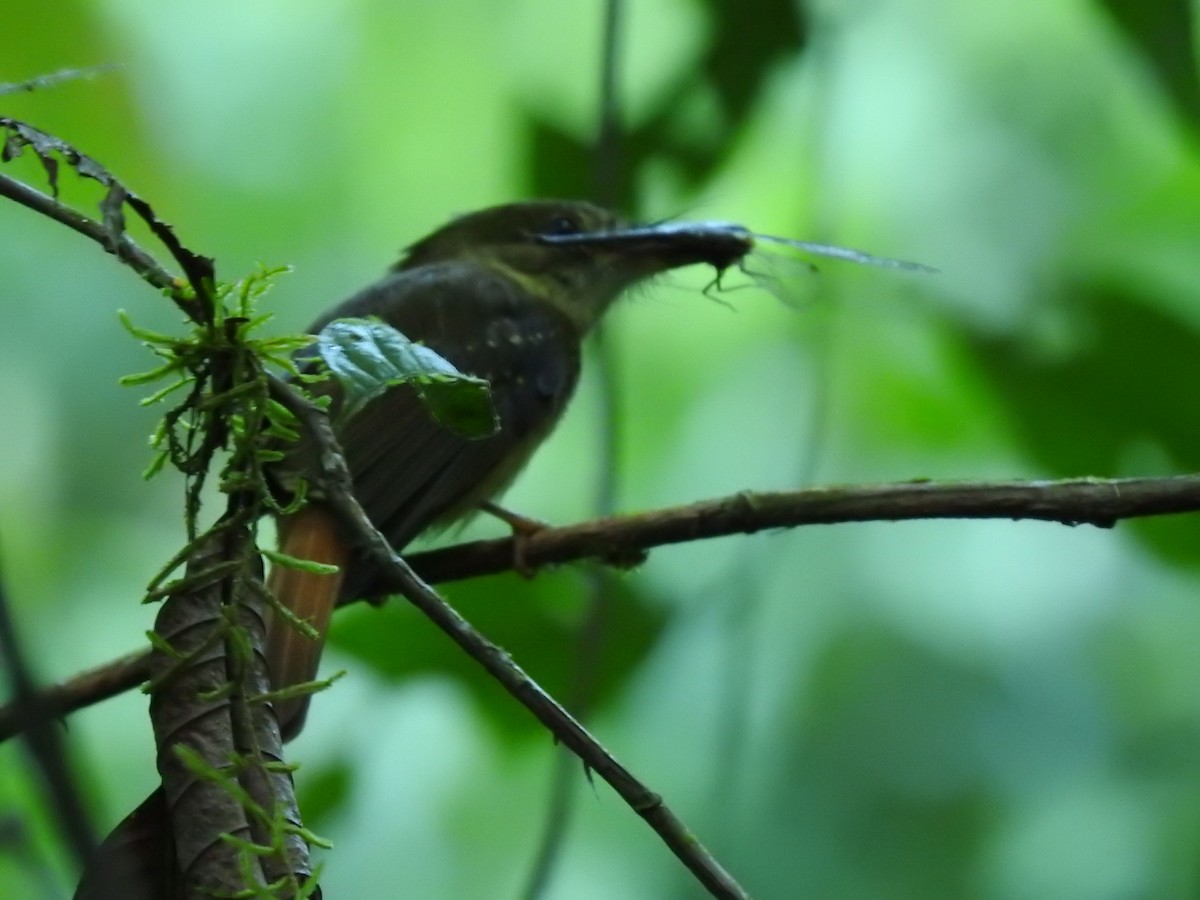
[2,113,317,896]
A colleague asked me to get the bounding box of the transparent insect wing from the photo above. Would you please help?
[735,244,822,310]
[753,233,936,274]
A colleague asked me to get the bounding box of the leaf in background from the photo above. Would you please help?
[704,0,807,121]
[525,118,601,207]
[294,760,354,828]
[522,0,806,204]
[966,286,1200,476]
[1096,0,1200,129]
[965,284,1200,567]
[764,627,995,898]
[316,317,498,438]
[330,568,668,742]
[73,788,177,900]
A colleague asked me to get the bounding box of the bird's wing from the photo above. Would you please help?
[294,262,582,601]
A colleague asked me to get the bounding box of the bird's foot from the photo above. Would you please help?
[481,501,548,578]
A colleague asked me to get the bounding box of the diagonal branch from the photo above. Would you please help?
[0,118,213,317]
[268,375,749,898]
[0,172,175,293]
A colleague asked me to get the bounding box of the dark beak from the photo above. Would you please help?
[536,220,755,275]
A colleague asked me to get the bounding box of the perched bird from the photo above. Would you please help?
[264,199,753,737]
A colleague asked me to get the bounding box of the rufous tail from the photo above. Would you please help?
[265,504,348,740]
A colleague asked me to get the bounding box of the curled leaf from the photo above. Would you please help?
[315,317,498,438]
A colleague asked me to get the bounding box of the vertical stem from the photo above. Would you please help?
[523,2,626,897]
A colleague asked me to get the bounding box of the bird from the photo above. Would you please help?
[263,199,753,738]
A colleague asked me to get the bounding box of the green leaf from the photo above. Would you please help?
[412,375,499,440]
[1096,0,1200,130]
[329,569,668,742]
[315,317,498,438]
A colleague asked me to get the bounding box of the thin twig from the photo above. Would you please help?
[0,123,212,320]
[0,172,175,293]
[524,1,629,895]
[0,544,97,868]
[592,0,623,206]
[0,65,119,98]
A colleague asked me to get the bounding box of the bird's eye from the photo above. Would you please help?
[542,215,582,236]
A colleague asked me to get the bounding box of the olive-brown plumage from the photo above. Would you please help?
[265,200,740,737]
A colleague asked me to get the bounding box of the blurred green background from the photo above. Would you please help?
[3,0,1200,897]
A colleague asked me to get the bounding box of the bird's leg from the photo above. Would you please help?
[480,501,549,578]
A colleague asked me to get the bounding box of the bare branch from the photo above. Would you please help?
[0,65,119,98]
[382,473,1200,588]
[0,118,213,318]
[5,470,1200,744]
[0,172,175,293]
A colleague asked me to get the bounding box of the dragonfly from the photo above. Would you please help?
[539,218,935,306]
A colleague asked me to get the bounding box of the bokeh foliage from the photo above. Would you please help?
[2,0,1200,897]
